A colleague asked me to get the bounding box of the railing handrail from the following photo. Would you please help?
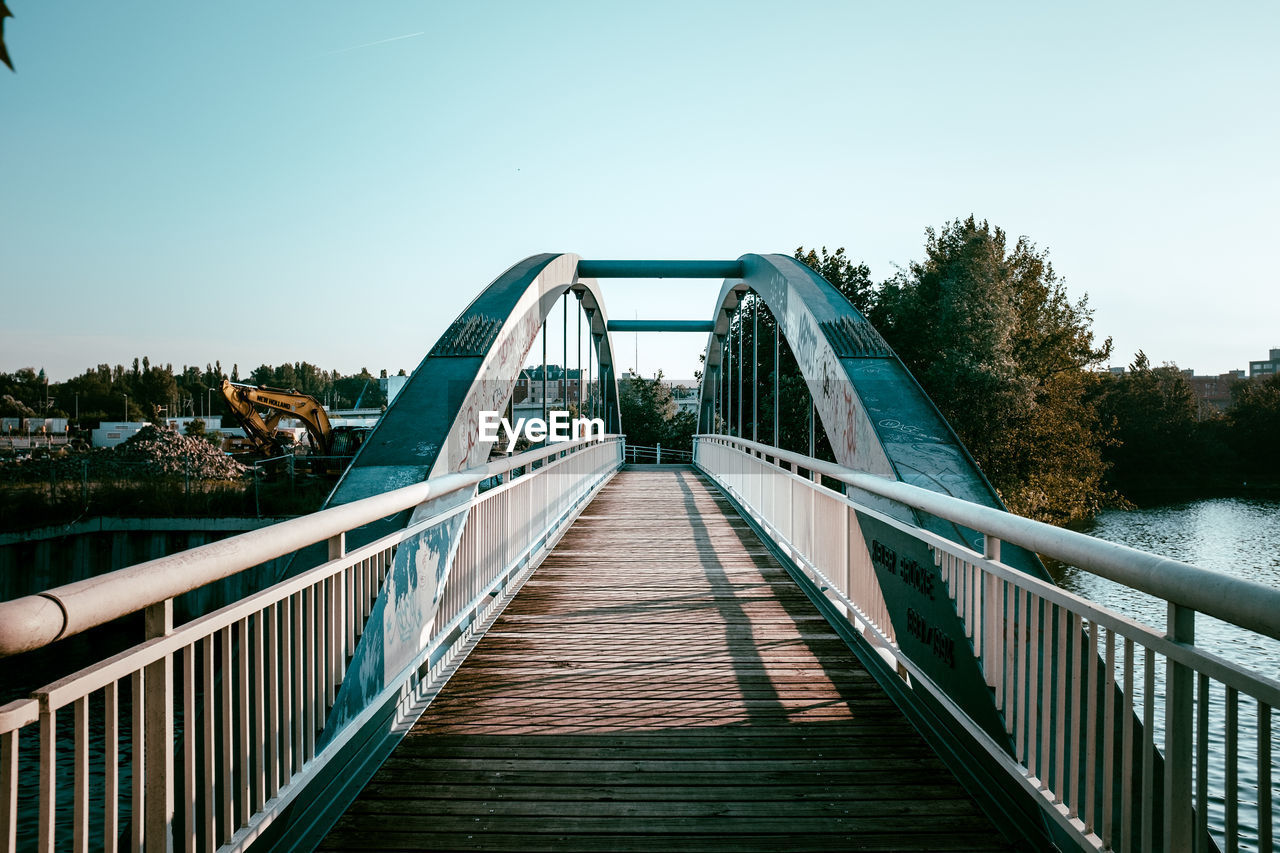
[0,435,620,657]
[696,434,1280,642]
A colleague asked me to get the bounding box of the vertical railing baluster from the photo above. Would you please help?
[1013,584,1024,742]
[328,534,345,709]
[1259,702,1272,853]
[1086,620,1099,830]
[1165,604,1195,852]
[38,704,55,853]
[201,637,214,852]
[1121,637,1135,853]
[131,669,144,853]
[74,695,89,853]
[1040,601,1053,790]
[0,727,16,853]
[142,600,173,853]
[182,645,196,853]
[986,573,999,690]
[331,573,341,707]
[969,559,978,640]
[346,560,357,653]
[237,619,250,826]
[219,628,233,844]
[106,681,120,845]
[1142,648,1156,852]
[1004,581,1016,729]
[1102,628,1116,848]
[267,603,281,801]
[284,595,298,779]
[314,582,327,733]
[1069,613,1083,816]
[302,588,314,762]
[1022,590,1037,769]
[1055,606,1068,803]
[1195,673,1209,853]
[252,610,266,814]
[1224,686,1238,853]
[356,558,366,626]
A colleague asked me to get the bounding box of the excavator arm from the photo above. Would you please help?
[219,379,337,456]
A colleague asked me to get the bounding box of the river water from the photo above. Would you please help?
[1047,497,1280,849]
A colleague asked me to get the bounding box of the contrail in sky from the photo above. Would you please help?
[330,32,425,55]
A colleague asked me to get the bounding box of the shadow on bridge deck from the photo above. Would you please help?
[319,470,1017,852]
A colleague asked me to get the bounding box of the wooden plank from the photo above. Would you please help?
[349,782,983,804]
[319,828,1012,852]
[320,470,1015,851]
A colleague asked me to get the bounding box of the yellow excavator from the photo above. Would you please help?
[218,379,370,461]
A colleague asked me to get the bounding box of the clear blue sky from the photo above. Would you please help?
[3,2,1277,382]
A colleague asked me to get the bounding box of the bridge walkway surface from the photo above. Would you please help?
[319,468,1016,852]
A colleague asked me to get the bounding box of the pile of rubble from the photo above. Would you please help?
[0,425,250,483]
[111,425,250,479]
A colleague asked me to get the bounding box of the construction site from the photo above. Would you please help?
[0,379,392,532]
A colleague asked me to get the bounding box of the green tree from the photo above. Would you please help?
[867,217,1113,523]
[1226,374,1280,483]
[794,246,875,314]
[1093,353,1209,499]
[618,372,696,452]
[333,368,386,409]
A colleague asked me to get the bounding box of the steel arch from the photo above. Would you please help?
[330,252,623,507]
[697,252,1047,579]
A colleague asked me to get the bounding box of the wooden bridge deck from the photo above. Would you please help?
[320,468,1015,852]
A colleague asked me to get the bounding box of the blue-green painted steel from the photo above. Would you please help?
[697,253,1046,578]
[607,320,715,333]
[577,259,743,279]
[331,254,621,506]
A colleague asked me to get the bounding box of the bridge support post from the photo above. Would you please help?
[143,600,174,853]
[1165,603,1195,852]
[751,296,758,444]
[772,318,779,446]
[736,303,743,435]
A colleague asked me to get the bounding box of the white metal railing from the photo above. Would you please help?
[696,434,1279,853]
[622,443,693,465]
[0,436,622,852]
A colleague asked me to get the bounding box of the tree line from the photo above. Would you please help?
[0,360,398,428]
[790,218,1278,522]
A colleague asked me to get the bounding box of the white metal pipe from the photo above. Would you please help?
[696,435,1280,641]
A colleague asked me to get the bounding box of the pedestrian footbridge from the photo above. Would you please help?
[1,256,1276,852]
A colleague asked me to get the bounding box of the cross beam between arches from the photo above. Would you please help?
[577,259,742,278]
[607,320,715,333]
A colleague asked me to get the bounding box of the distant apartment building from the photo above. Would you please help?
[510,367,595,426]
[666,379,701,415]
[1183,370,1247,419]
[1249,348,1280,379]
